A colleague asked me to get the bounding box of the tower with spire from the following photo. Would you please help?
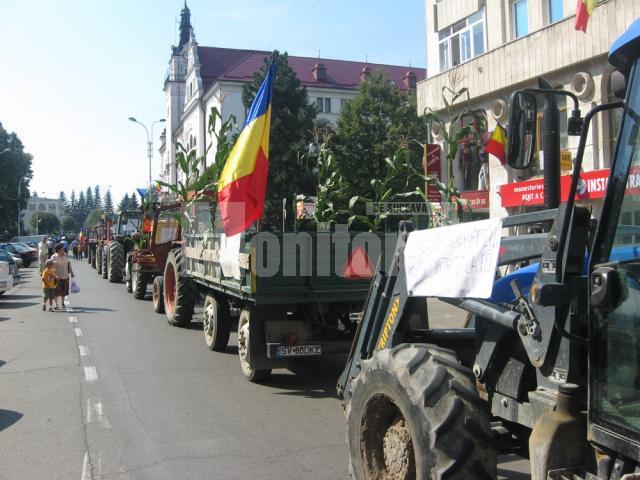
[174,2,192,55]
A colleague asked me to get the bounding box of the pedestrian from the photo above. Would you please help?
[41,259,57,312]
[61,237,69,254]
[71,238,79,260]
[46,237,54,258]
[51,243,74,310]
[38,238,49,273]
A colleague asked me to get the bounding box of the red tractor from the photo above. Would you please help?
[125,203,181,312]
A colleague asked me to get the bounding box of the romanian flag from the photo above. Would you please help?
[218,62,274,236]
[575,0,597,33]
[485,124,507,165]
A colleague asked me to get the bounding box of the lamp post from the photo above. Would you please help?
[128,117,166,185]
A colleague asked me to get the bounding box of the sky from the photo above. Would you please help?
[0,0,426,205]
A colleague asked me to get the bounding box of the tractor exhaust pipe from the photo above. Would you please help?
[539,78,561,209]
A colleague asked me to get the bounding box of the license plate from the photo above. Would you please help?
[276,345,321,357]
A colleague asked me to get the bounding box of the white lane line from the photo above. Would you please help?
[80,451,91,480]
[78,345,90,357]
[84,366,98,382]
[69,316,78,323]
[86,399,111,429]
[74,328,83,337]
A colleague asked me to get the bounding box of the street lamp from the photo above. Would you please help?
[128,117,166,185]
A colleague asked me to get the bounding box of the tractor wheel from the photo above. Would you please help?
[96,247,103,275]
[203,294,231,351]
[101,248,108,279]
[132,264,148,300]
[237,307,271,382]
[345,344,496,480]
[107,241,124,283]
[125,256,133,293]
[152,276,165,314]
[163,249,195,327]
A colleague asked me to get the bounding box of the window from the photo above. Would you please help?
[341,98,349,112]
[512,0,529,38]
[316,97,332,113]
[548,0,563,23]
[438,9,485,71]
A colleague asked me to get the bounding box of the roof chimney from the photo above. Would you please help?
[403,70,417,90]
[360,65,371,82]
[313,63,327,82]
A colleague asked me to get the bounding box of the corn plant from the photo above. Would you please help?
[157,107,236,230]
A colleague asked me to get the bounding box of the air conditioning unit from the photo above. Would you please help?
[492,99,509,123]
[570,72,594,102]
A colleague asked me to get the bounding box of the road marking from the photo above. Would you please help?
[78,345,90,357]
[86,399,111,429]
[74,328,83,337]
[69,316,78,323]
[80,451,91,480]
[84,366,98,382]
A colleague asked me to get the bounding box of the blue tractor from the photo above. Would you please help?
[338,19,640,480]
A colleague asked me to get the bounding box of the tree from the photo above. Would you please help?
[332,71,428,200]
[58,191,68,209]
[118,193,130,212]
[0,122,33,236]
[31,212,59,234]
[85,187,94,212]
[242,50,316,229]
[93,185,102,210]
[68,190,76,216]
[103,190,114,216]
[129,192,139,209]
[76,190,86,224]
[61,216,78,233]
[84,208,104,227]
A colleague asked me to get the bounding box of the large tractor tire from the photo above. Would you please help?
[101,248,108,279]
[152,276,165,314]
[96,246,103,275]
[163,249,195,327]
[345,344,497,480]
[237,307,271,383]
[203,293,231,351]
[107,241,124,283]
[132,263,148,300]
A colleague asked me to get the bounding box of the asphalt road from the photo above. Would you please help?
[0,260,529,479]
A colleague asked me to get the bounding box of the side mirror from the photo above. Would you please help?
[507,91,537,169]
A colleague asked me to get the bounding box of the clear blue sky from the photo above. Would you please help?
[0,0,426,205]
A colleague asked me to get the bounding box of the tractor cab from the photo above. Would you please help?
[114,209,141,239]
[586,20,640,471]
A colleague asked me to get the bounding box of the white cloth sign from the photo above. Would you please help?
[404,219,503,298]
[219,233,242,280]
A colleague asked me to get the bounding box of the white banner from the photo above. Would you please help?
[219,233,242,280]
[404,219,503,298]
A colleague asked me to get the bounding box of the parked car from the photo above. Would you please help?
[0,260,14,295]
[0,251,19,281]
[0,243,37,267]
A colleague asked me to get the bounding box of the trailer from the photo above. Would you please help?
[162,201,383,382]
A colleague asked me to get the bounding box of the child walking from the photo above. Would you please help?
[42,259,57,312]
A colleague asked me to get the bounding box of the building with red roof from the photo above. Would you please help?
[159,3,425,186]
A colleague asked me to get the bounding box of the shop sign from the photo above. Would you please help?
[425,144,442,202]
[460,190,490,210]
[500,169,611,208]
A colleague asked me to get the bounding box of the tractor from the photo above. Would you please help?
[125,202,181,305]
[337,20,640,480]
[102,209,141,284]
[94,216,113,278]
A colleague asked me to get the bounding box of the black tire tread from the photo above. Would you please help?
[132,267,148,299]
[164,249,195,327]
[152,276,165,314]
[346,344,496,480]
[108,241,124,283]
